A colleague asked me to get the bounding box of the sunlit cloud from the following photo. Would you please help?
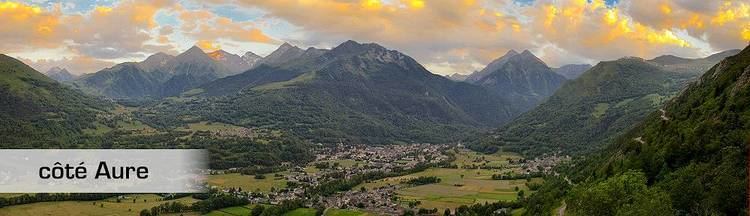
[196,40,221,52]
[3,0,278,74]
[3,0,750,76]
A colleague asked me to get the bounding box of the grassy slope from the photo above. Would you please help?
[0,194,197,216]
[526,46,750,215]
[357,150,538,212]
[472,57,696,156]
[0,54,112,148]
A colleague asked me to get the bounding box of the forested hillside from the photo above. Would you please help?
[141,41,521,144]
[470,50,735,156]
[524,46,750,215]
[0,54,112,148]
[471,57,694,155]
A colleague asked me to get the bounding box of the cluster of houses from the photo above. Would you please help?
[218,144,451,213]
[216,144,569,215]
[520,153,571,174]
[320,185,402,215]
[211,126,254,138]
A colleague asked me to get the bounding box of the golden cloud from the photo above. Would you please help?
[177,7,278,45]
[7,0,750,76]
[196,40,221,52]
[236,0,750,74]
[237,0,532,74]
[624,0,750,51]
[0,1,62,51]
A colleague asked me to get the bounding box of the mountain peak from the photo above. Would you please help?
[208,49,236,61]
[520,49,534,56]
[269,42,303,55]
[339,40,361,47]
[140,52,175,72]
[280,42,294,48]
[143,52,174,61]
[514,50,547,66]
[330,40,388,56]
[243,51,261,59]
[209,49,230,55]
[259,42,307,66]
[43,66,76,82]
[185,45,205,54]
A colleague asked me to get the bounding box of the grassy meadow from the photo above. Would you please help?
[357,150,539,213]
[208,172,289,193]
[0,194,198,216]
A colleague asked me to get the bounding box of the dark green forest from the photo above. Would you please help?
[522,45,750,215]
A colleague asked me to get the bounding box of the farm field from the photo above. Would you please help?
[208,172,289,193]
[205,204,256,216]
[284,208,318,216]
[0,194,198,216]
[304,159,362,174]
[452,149,523,168]
[357,150,539,213]
[179,121,242,132]
[324,208,371,216]
[205,206,368,216]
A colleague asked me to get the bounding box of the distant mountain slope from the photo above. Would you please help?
[557,46,750,215]
[647,54,693,65]
[553,64,591,79]
[242,51,262,68]
[470,50,567,112]
[208,50,250,75]
[465,50,518,82]
[0,54,111,147]
[75,63,170,99]
[139,52,174,72]
[470,55,713,156]
[258,42,304,66]
[649,49,741,74]
[43,67,77,82]
[255,42,329,67]
[148,40,520,144]
[75,46,229,99]
[446,73,469,81]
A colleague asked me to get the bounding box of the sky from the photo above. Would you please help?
[3,0,750,75]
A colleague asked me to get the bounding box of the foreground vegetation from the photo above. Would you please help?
[522,44,750,216]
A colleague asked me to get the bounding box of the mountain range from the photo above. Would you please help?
[465,50,568,112]
[142,40,521,144]
[43,67,77,82]
[207,50,262,74]
[552,64,591,79]
[470,49,740,156]
[73,46,231,99]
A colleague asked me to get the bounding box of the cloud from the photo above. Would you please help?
[0,2,63,52]
[5,0,750,76]
[623,0,750,51]
[196,39,222,52]
[61,0,177,59]
[236,0,534,74]
[237,0,750,74]
[18,55,116,75]
[176,5,279,46]
[527,0,700,62]
[3,0,278,74]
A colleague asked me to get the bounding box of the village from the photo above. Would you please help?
[211,143,570,214]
